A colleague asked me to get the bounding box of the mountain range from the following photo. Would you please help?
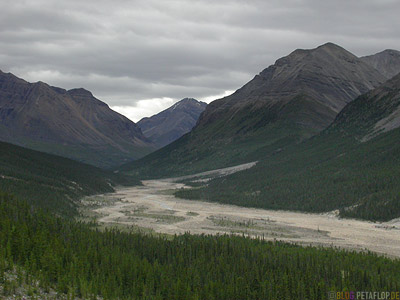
[138,98,207,148]
[2,42,400,222]
[2,40,400,300]
[0,70,154,168]
[2,43,400,172]
[175,72,400,221]
[120,43,390,177]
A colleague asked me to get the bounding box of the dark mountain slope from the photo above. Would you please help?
[199,43,384,128]
[361,49,400,79]
[138,98,207,148]
[0,70,154,168]
[176,74,400,221]
[0,140,137,215]
[329,71,400,139]
[121,43,385,177]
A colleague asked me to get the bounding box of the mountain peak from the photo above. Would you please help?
[229,43,386,123]
[0,71,153,167]
[67,88,109,107]
[382,49,400,55]
[138,98,207,148]
[181,97,197,102]
[271,42,357,73]
[121,43,388,178]
[33,81,50,90]
[171,98,206,110]
[317,42,343,50]
[0,69,13,76]
[0,70,27,85]
[179,97,201,104]
[68,88,94,97]
[360,49,400,79]
[290,42,351,56]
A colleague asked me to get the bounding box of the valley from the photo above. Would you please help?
[81,164,400,258]
[2,2,400,297]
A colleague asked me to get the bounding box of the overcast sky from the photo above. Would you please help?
[1,0,400,121]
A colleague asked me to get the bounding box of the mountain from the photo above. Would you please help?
[0,140,138,215]
[361,49,400,79]
[175,73,400,221]
[120,43,386,177]
[0,70,154,168]
[330,71,400,140]
[138,98,207,148]
[199,43,384,128]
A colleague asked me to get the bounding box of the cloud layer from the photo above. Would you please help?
[1,0,400,121]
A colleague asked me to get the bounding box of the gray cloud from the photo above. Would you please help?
[1,0,400,121]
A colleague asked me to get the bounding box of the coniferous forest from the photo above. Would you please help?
[1,192,400,299]
[175,128,400,222]
[1,0,400,297]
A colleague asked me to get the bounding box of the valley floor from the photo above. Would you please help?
[81,164,400,258]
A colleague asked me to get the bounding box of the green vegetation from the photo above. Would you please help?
[174,85,400,221]
[14,137,153,169]
[186,211,199,216]
[208,216,259,229]
[119,95,329,178]
[122,119,316,179]
[1,73,399,299]
[121,77,400,222]
[123,210,186,224]
[175,127,400,221]
[1,192,400,299]
[0,141,139,216]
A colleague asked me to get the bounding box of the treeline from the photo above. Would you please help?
[1,192,400,299]
[176,129,400,221]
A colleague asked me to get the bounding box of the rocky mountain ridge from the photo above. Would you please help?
[361,49,400,79]
[138,98,207,148]
[0,70,154,167]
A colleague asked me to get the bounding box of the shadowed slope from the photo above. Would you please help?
[121,43,385,177]
[0,70,154,168]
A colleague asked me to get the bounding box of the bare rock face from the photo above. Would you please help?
[0,70,154,167]
[331,72,400,141]
[138,98,207,148]
[199,43,386,131]
[361,49,400,79]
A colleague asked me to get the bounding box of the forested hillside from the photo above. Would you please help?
[176,129,400,221]
[0,141,139,215]
[1,193,400,299]
[175,74,400,221]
